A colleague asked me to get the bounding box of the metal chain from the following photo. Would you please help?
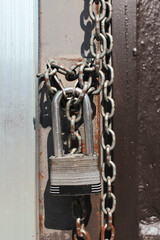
[37,0,115,238]
[100,1,116,239]
[74,218,91,240]
[72,197,91,240]
[66,97,82,154]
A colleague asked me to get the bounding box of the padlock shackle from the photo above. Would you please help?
[83,92,94,155]
[51,87,94,157]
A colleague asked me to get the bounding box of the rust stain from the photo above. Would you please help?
[96,211,101,226]
[95,3,99,15]
[39,199,42,204]
[96,211,101,217]
[39,215,43,233]
[40,152,42,156]
[39,172,44,179]
[82,140,86,154]
[58,57,83,62]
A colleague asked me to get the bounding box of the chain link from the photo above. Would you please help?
[66,97,82,153]
[101,224,115,240]
[37,0,115,238]
[72,197,91,240]
[74,218,91,240]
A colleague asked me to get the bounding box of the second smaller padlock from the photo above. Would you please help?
[50,87,101,196]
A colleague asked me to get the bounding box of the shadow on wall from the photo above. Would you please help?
[80,0,94,58]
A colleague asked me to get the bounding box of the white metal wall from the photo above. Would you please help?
[0,0,38,239]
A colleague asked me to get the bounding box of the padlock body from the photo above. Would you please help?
[50,154,101,196]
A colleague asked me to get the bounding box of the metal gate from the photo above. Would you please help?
[0,0,160,239]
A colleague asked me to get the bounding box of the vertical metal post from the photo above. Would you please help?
[0,0,38,239]
[112,0,138,239]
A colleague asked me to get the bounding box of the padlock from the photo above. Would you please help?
[49,87,101,196]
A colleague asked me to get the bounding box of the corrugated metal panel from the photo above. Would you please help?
[0,0,38,239]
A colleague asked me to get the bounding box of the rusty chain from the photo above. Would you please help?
[100,0,116,239]
[72,197,91,240]
[74,218,91,240]
[66,98,82,154]
[37,0,115,239]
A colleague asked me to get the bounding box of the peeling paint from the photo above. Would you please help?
[137,0,160,230]
[140,219,160,237]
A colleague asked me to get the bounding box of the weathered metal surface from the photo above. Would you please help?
[113,0,160,239]
[0,0,38,239]
[39,0,92,69]
[112,0,139,239]
[137,0,160,239]
[39,0,101,239]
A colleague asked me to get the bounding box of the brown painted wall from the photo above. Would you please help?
[113,0,160,239]
[137,0,160,239]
